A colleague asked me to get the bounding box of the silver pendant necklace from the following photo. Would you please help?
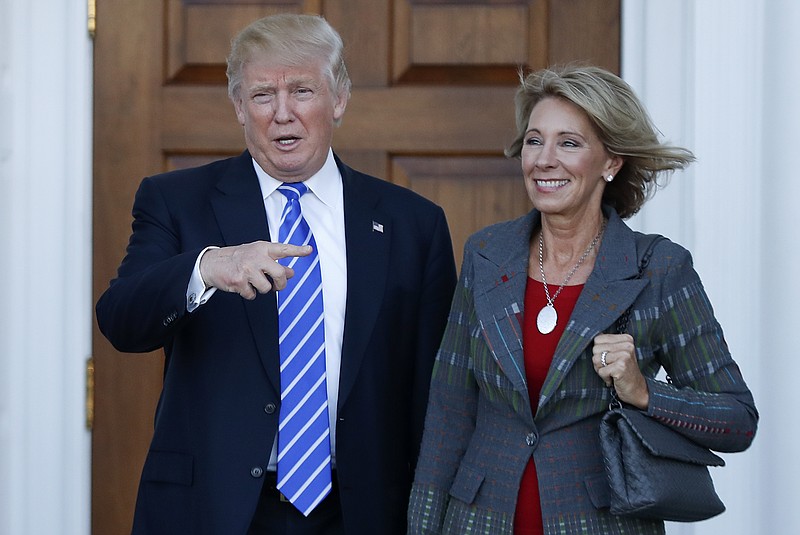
[536,221,606,334]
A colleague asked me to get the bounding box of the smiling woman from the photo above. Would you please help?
[407,65,758,535]
[520,96,621,234]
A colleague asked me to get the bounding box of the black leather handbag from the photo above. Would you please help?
[600,404,726,521]
[599,235,726,522]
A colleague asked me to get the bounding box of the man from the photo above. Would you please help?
[96,14,456,535]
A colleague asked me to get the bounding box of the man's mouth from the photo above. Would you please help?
[276,136,300,146]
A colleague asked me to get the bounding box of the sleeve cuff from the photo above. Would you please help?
[186,246,219,312]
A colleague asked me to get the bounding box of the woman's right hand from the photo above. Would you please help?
[592,333,650,409]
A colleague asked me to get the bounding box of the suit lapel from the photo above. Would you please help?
[209,151,281,394]
[337,160,390,407]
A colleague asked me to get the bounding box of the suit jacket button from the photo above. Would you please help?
[250,467,264,478]
[264,403,276,414]
[525,432,537,447]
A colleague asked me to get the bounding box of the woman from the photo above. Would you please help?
[407,65,758,535]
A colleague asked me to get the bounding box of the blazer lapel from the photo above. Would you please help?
[471,211,538,421]
[336,160,390,407]
[536,210,650,415]
[209,151,281,394]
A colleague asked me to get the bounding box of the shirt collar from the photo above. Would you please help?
[252,149,341,209]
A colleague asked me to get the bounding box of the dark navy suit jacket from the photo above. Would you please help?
[96,151,457,534]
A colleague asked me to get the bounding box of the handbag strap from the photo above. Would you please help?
[609,233,665,409]
[614,233,664,333]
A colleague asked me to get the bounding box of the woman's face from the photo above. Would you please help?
[521,97,621,220]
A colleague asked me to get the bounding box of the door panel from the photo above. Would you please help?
[92,0,619,532]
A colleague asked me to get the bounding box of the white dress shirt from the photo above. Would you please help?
[186,149,347,470]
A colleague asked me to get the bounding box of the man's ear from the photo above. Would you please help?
[233,97,246,126]
[333,90,349,122]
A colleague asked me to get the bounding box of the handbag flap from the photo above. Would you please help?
[603,408,725,467]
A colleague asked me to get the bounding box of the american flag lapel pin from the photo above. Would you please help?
[372,221,384,233]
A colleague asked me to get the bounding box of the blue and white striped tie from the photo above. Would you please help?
[275,182,332,516]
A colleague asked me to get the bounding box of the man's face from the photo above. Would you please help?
[233,56,347,182]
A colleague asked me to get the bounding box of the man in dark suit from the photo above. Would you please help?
[95,13,456,535]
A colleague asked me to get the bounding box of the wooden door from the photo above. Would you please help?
[91,0,619,532]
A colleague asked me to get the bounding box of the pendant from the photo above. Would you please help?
[537,304,558,334]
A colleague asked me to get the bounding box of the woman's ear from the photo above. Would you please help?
[606,154,624,178]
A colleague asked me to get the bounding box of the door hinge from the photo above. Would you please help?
[88,0,96,39]
[86,357,95,430]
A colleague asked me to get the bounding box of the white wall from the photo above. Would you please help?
[624,0,786,534]
[758,1,800,532]
[0,0,93,534]
[0,0,790,533]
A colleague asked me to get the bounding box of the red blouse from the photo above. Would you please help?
[514,278,584,535]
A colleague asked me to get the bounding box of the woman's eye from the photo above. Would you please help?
[525,137,542,146]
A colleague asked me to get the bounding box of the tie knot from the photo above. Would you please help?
[278,182,308,201]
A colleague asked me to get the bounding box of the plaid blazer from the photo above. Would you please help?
[408,207,758,535]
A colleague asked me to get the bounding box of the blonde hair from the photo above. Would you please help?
[506,65,695,218]
[226,14,351,120]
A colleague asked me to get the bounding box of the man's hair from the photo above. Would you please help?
[226,14,351,106]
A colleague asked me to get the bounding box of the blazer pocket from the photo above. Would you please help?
[448,464,485,504]
[584,473,611,510]
[141,450,193,486]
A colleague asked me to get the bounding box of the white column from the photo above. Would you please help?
[623,0,696,246]
[689,3,764,534]
[759,1,800,533]
[623,1,765,534]
[0,0,92,533]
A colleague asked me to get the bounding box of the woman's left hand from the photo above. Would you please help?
[592,333,649,410]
